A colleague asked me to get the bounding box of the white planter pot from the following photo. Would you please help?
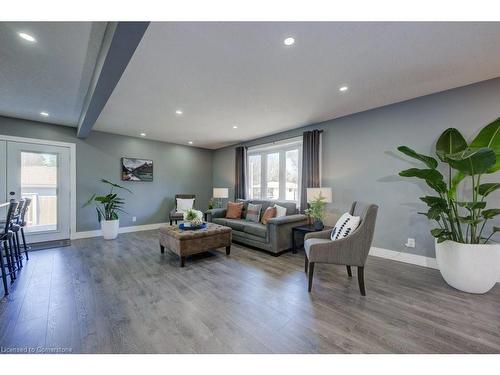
[101,219,119,240]
[435,240,500,294]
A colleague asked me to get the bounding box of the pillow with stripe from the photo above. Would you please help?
[331,212,360,241]
[245,203,262,223]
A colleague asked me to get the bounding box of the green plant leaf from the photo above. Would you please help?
[469,118,500,173]
[430,228,446,238]
[419,196,448,209]
[435,128,467,162]
[397,146,438,169]
[458,216,483,225]
[101,178,133,193]
[437,237,448,243]
[82,193,97,208]
[419,206,443,221]
[481,209,500,219]
[478,183,500,197]
[399,168,447,193]
[448,171,465,199]
[456,201,487,210]
[445,147,496,176]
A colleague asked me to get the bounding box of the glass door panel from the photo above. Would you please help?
[21,151,58,233]
[6,141,70,243]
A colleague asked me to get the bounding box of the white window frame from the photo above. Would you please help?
[247,137,303,204]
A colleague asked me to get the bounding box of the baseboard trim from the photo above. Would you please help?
[369,246,500,283]
[71,222,167,240]
[369,247,439,270]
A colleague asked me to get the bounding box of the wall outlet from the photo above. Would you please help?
[405,238,415,248]
[132,216,137,222]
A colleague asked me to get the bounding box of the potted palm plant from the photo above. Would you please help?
[397,118,500,293]
[305,196,328,230]
[84,179,132,240]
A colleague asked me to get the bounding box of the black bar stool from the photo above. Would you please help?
[1,201,19,296]
[18,198,31,260]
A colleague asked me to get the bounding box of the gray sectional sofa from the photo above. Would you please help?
[205,199,308,255]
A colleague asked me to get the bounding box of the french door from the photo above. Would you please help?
[0,139,71,243]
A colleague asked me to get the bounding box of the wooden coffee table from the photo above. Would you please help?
[159,222,232,267]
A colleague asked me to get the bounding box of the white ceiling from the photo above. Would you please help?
[0,22,106,126]
[2,22,500,149]
[94,22,500,149]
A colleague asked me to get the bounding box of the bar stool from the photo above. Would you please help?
[1,201,19,296]
[9,199,25,270]
[18,198,31,260]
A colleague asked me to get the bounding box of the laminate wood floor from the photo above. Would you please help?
[0,230,499,353]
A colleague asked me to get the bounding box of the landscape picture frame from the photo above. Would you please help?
[121,157,153,181]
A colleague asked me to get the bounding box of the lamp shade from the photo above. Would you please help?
[213,188,229,198]
[306,187,332,203]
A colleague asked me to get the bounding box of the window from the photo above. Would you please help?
[248,154,261,199]
[247,138,302,204]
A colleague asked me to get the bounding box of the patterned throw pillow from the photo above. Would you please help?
[261,207,277,225]
[331,212,361,240]
[246,203,262,223]
[226,202,244,219]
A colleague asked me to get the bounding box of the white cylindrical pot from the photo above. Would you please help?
[101,219,119,240]
[435,240,500,294]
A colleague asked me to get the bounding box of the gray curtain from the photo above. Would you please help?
[235,146,247,200]
[300,130,322,211]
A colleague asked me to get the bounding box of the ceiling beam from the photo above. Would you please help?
[77,21,149,138]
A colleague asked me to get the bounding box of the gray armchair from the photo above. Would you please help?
[304,201,378,295]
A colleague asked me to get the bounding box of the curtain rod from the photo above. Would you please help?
[245,129,323,149]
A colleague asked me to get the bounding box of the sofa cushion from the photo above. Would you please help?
[237,199,297,217]
[243,221,267,238]
[246,203,262,223]
[261,206,276,224]
[213,218,245,231]
[226,202,244,219]
[274,204,287,217]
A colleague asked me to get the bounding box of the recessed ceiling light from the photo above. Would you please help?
[233,125,238,129]
[19,32,36,42]
[40,111,49,117]
[339,85,349,92]
[175,110,183,115]
[140,132,146,137]
[188,141,193,145]
[283,37,295,46]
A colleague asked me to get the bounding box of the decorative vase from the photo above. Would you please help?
[313,219,324,231]
[101,219,119,240]
[435,240,500,294]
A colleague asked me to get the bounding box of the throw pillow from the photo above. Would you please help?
[226,202,244,219]
[274,204,287,217]
[261,207,277,225]
[331,212,361,241]
[176,198,194,213]
[246,203,262,223]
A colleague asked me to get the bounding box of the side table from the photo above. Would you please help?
[291,225,333,254]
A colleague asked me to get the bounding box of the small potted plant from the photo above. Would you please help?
[83,179,132,240]
[183,208,204,229]
[305,196,327,230]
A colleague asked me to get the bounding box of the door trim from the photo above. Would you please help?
[0,134,77,239]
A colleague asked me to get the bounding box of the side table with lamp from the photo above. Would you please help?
[205,187,229,221]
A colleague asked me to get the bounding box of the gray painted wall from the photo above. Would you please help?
[212,78,500,258]
[0,116,213,232]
